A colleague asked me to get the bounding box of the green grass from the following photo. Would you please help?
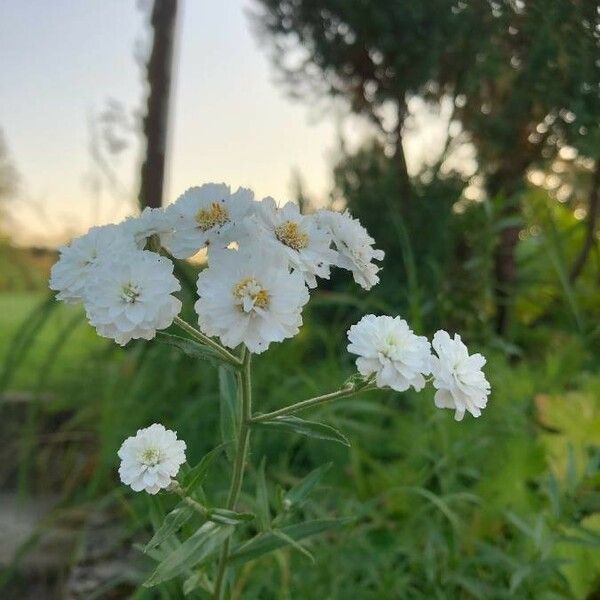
[0,291,103,391]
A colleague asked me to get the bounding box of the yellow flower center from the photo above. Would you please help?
[195,201,230,231]
[141,447,161,466]
[275,220,309,250]
[233,276,270,310]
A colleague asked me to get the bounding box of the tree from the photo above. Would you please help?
[138,0,179,210]
[253,0,598,333]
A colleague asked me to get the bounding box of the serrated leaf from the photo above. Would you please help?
[219,367,240,459]
[257,416,350,446]
[228,519,349,566]
[183,444,226,493]
[284,463,332,509]
[207,508,255,526]
[145,503,195,552]
[156,332,222,365]
[144,522,233,587]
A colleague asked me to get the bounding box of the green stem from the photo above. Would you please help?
[251,383,376,423]
[214,350,252,599]
[174,316,242,367]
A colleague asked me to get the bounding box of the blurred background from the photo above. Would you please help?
[0,1,598,598]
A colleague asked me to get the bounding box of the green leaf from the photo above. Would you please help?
[256,457,270,531]
[183,444,226,493]
[144,522,233,587]
[271,529,314,562]
[284,463,332,510]
[156,332,222,365]
[144,503,195,552]
[183,571,212,596]
[207,508,255,526]
[219,367,240,459]
[228,519,349,566]
[257,416,350,446]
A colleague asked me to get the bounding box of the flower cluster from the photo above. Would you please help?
[347,315,490,421]
[50,182,384,351]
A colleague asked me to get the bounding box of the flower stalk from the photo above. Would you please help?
[173,316,242,367]
[213,349,252,599]
[251,382,377,422]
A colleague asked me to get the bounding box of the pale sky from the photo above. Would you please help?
[0,1,460,246]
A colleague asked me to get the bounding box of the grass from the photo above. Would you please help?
[0,292,102,391]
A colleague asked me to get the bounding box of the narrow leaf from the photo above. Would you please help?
[271,529,314,562]
[144,522,233,587]
[208,508,255,526]
[229,519,348,566]
[256,457,270,531]
[219,367,239,459]
[145,503,195,552]
[284,463,332,509]
[183,444,226,493]
[257,416,350,447]
[156,332,222,364]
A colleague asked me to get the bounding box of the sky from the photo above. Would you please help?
[0,0,457,247]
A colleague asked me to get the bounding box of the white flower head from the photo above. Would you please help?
[165,183,254,258]
[122,207,175,250]
[317,210,384,290]
[347,314,431,392]
[430,330,490,421]
[195,242,309,354]
[118,423,186,494]
[49,224,137,303]
[250,197,338,288]
[84,250,181,346]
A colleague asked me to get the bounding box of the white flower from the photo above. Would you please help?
[84,250,181,345]
[195,243,309,354]
[430,330,490,421]
[251,197,338,288]
[122,207,175,249]
[118,423,186,494]
[165,183,254,258]
[317,210,384,290]
[49,224,138,303]
[347,314,431,392]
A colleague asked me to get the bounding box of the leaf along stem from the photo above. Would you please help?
[213,349,252,599]
[173,316,242,367]
[251,383,377,423]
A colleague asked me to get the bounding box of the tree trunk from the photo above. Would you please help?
[394,99,412,209]
[570,159,600,283]
[488,171,524,335]
[138,0,178,210]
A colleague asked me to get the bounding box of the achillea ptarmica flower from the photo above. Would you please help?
[118,423,186,494]
[84,250,181,346]
[347,315,431,392]
[317,210,384,290]
[194,243,309,354]
[49,224,137,303]
[165,183,254,258]
[252,198,338,288]
[123,206,175,249]
[430,330,490,421]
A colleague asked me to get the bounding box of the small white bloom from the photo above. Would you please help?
[195,243,309,354]
[430,330,490,421]
[118,423,186,494]
[317,210,384,290]
[49,224,138,303]
[251,197,338,288]
[122,207,175,249]
[347,314,431,392]
[165,183,254,258]
[84,250,181,345]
